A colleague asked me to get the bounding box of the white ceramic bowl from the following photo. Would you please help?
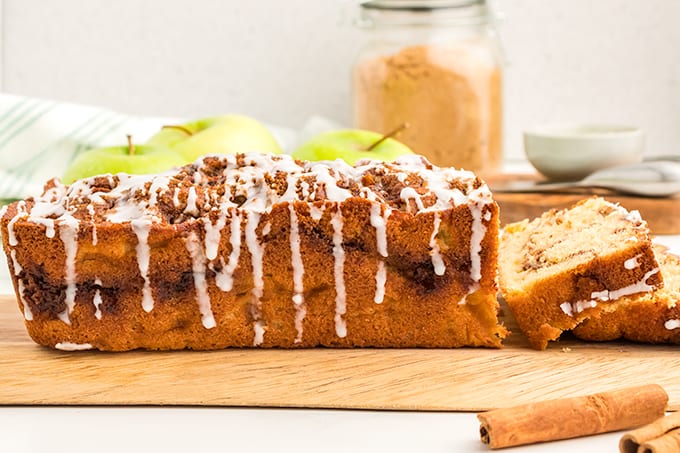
[523,124,645,181]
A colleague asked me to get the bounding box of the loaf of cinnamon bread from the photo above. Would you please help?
[1,153,507,350]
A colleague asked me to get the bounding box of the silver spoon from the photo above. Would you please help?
[492,160,680,198]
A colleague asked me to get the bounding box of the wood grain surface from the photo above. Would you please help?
[487,174,680,234]
[1,295,679,411]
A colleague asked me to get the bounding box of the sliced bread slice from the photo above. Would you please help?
[499,197,663,350]
[573,245,680,343]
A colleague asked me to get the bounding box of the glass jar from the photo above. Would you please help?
[353,0,503,175]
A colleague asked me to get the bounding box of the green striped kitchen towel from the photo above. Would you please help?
[0,93,300,200]
[0,93,182,200]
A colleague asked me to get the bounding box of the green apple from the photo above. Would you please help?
[146,114,282,163]
[292,128,414,165]
[62,137,185,184]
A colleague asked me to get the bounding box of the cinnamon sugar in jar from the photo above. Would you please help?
[353,0,503,175]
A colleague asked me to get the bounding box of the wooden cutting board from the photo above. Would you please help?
[487,174,680,234]
[2,295,679,411]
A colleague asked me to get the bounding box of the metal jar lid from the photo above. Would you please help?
[358,0,490,27]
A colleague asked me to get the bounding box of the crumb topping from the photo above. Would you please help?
[9,153,491,225]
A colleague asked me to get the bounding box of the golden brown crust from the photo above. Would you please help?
[2,154,507,351]
[572,301,680,344]
[573,247,680,343]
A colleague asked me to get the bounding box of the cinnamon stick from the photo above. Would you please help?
[477,384,668,449]
[638,429,680,453]
[620,412,680,453]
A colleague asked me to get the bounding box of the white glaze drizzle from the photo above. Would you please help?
[468,204,483,283]
[374,261,387,305]
[10,249,32,321]
[25,155,488,222]
[87,204,97,245]
[34,218,55,238]
[55,342,93,351]
[246,212,266,345]
[330,207,347,338]
[561,269,661,318]
[103,174,165,223]
[193,169,203,185]
[456,188,493,305]
[370,203,389,258]
[203,211,227,261]
[215,212,242,292]
[25,184,66,238]
[131,219,154,312]
[370,202,390,304]
[105,202,145,223]
[289,203,306,343]
[576,300,598,313]
[309,204,324,221]
[300,181,311,199]
[58,216,79,325]
[559,302,573,317]
[7,200,26,245]
[148,177,169,207]
[483,210,492,222]
[429,213,445,276]
[295,305,307,343]
[591,268,660,301]
[186,231,216,329]
[9,249,21,275]
[664,319,680,330]
[386,155,475,211]
[310,162,353,201]
[17,279,31,320]
[560,300,598,317]
[468,187,492,288]
[400,187,425,212]
[93,278,103,320]
[185,186,199,216]
[253,322,265,346]
[624,254,642,270]
[172,187,181,208]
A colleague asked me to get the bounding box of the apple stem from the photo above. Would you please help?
[162,124,193,136]
[366,122,409,151]
[127,134,135,156]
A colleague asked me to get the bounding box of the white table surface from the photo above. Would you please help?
[0,234,677,453]
[0,407,623,453]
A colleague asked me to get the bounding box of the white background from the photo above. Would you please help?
[0,406,625,453]
[0,0,679,160]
